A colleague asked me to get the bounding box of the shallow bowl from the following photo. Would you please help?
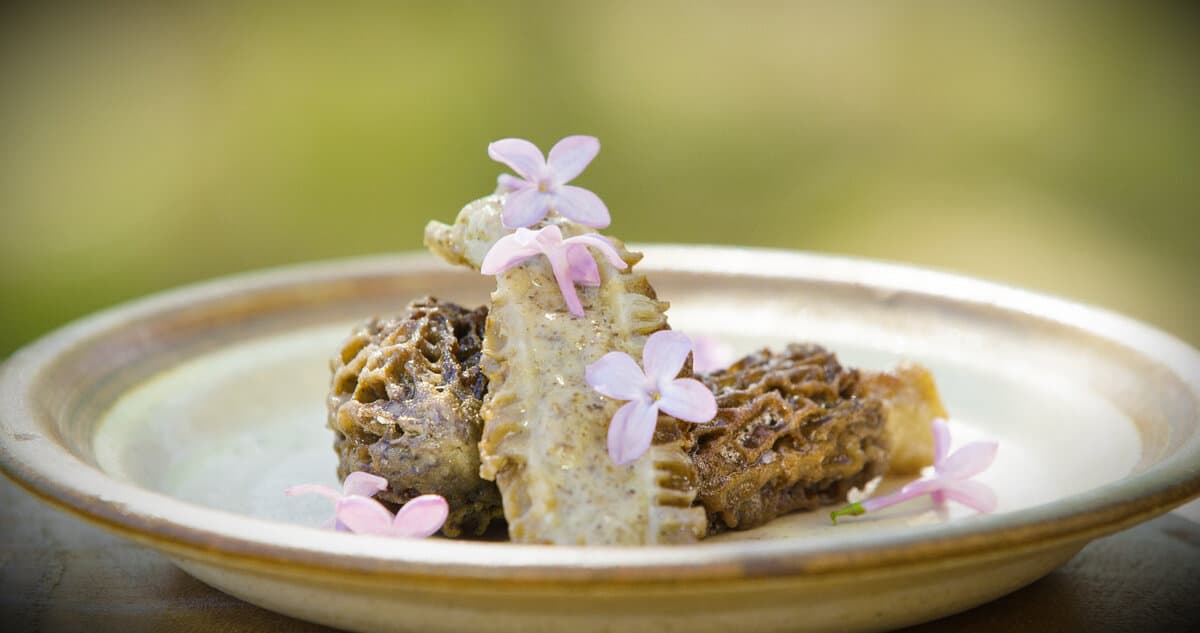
[2,247,1198,633]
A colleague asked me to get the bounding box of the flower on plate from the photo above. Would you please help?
[688,334,736,373]
[830,418,998,523]
[286,471,448,538]
[480,224,627,317]
[285,471,388,531]
[585,330,718,465]
[334,494,449,539]
[489,136,610,229]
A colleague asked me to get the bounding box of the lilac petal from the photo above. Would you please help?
[563,233,627,270]
[391,494,449,538]
[658,378,717,423]
[861,477,944,513]
[545,248,585,317]
[553,186,610,228]
[531,223,566,249]
[480,230,543,275]
[334,496,396,536]
[546,135,600,183]
[690,335,735,373]
[937,440,999,480]
[342,471,388,498]
[642,330,693,383]
[497,173,529,192]
[284,484,341,502]
[607,400,659,465]
[501,187,552,228]
[898,476,947,497]
[932,417,951,466]
[567,245,601,286]
[488,138,545,180]
[940,479,998,513]
[586,352,650,401]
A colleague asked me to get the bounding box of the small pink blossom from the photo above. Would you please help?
[286,471,388,531]
[689,334,737,373]
[286,471,448,538]
[334,494,449,539]
[586,330,718,465]
[489,136,610,229]
[480,225,627,317]
[831,418,998,523]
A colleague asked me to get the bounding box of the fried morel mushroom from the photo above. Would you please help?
[327,300,946,538]
[327,297,503,537]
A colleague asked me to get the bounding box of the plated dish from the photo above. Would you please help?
[315,136,976,547]
[1,248,1198,632]
[2,136,1198,632]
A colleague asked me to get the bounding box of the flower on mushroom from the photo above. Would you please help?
[480,225,627,317]
[830,418,998,523]
[688,334,737,373]
[585,330,718,465]
[286,471,448,538]
[489,136,610,229]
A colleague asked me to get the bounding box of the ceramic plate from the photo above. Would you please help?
[2,247,1198,633]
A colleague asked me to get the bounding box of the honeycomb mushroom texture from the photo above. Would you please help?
[327,297,504,537]
[426,194,708,545]
[692,344,891,533]
[326,297,942,538]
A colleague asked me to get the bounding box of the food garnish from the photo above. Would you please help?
[830,418,998,523]
[489,135,609,229]
[688,334,736,373]
[287,471,449,537]
[586,330,718,465]
[480,225,626,317]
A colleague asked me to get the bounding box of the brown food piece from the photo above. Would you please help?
[858,363,949,475]
[327,299,944,538]
[327,297,504,537]
[691,344,889,533]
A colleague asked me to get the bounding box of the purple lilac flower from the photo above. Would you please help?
[480,225,626,317]
[586,331,718,465]
[489,136,610,229]
[831,418,998,523]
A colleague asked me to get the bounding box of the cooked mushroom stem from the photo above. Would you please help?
[425,195,707,545]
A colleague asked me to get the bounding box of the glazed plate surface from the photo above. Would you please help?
[2,247,1198,633]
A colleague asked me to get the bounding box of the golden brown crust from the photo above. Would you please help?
[857,363,946,475]
[692,344,889,532]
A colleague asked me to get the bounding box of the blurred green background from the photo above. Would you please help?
[2,2,1197,359]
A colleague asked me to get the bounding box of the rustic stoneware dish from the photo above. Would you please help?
[2,247,1198,633]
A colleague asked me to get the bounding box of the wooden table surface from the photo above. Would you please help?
[2,475,1197,633]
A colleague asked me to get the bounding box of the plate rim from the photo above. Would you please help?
[2,246,1198,584]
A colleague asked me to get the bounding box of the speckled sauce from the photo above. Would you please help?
[426,195,706,544]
